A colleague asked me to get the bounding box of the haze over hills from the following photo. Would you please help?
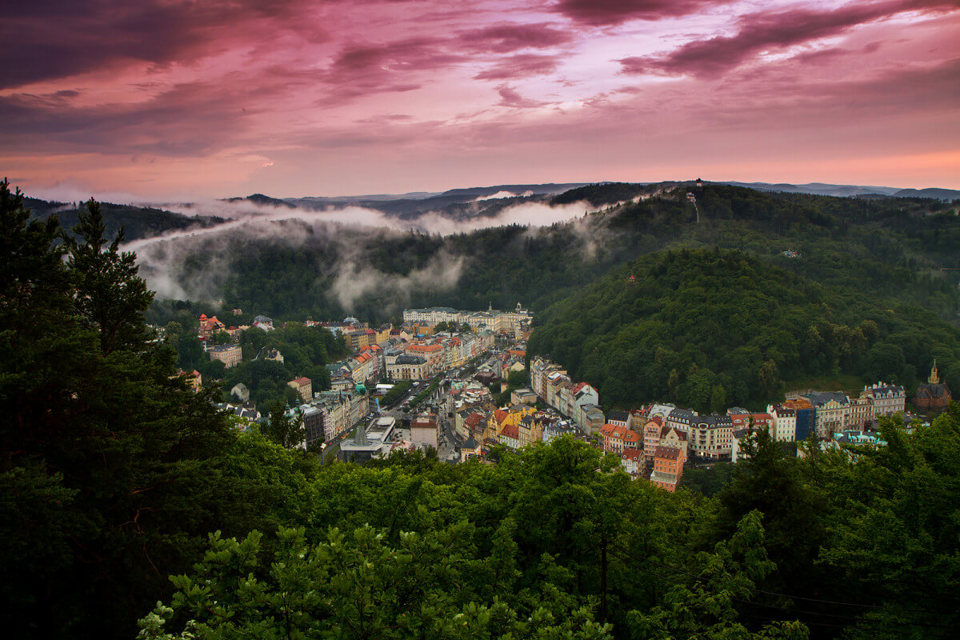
[22,178,960,242]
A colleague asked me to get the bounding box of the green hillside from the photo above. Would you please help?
[148,184,959,323]
[527,248,960,411]
[26,197,223,242]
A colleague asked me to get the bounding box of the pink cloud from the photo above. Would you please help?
[474,54,563,80]
[554,0,735,26]
[460,22,573,52]
[2,1,959,197]
[496,84,550,108]
[619,0,959,77]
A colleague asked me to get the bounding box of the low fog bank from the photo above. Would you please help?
[126,197,599,311]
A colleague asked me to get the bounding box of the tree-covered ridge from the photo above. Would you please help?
[528,248,960,411]
[26,197,224,242]
[147,184,959,326]
[0,184,237,637]
[138,409,960,640]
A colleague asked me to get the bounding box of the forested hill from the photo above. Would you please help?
[145,183,960,327]
[26,197,224,241]
[527,248,960,411]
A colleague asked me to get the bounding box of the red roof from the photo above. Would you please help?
[647,415,663,426]
[500,424,520,440]
[654,446,681,460]
[622,448,643,461]
[292,377,311,385]
[465,413,485,428]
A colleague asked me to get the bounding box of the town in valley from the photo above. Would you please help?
[178,301,952,491]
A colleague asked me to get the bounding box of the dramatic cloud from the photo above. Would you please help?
[460,22,573,52]
[554,0,732,26]
[0,0,321,89]
[620,0,959,77]
[3,0,960,197]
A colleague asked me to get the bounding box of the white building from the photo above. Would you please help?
[766,404,797,442]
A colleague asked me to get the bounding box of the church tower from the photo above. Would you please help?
[929,360,940,384]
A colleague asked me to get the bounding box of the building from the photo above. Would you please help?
[580,404,605,436]
[197,313,226,339]
[499,423,520,449]
[650,446,684,492]
[659,425,688,460]
[347,328,377,351]
[862,382,906,418]
[517,414,545,447]
[339,416,396,462]
[253,315,274,331]
[666,408,697,433]
[182,369,201,393]
[313,388,369,442]
[300,405,324,449]
[643,416,665,461]
[410,414,439,450]
[599,423,641,456]
[687,414,733,460]
[288,377,312,403]
[607,410,629,427]
[511,388,538,406]
[460,436,481,462]
[767,404,797,441]
[208,344,242,368]
[914,362,952,414]
[802,391,850,438]
[620,448,644,476]
[387,354,429,380]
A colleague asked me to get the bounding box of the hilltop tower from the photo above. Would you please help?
[929,360,940,384]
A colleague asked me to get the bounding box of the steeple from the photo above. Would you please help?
[929,360,940,384]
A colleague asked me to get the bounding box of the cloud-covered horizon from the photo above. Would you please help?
[3,0,959,198]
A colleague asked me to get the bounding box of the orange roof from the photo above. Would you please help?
[409,343,442,353]
[622,448,643,461]
[494,409,508,424]
[622,430,641,444]
[500,424,520,440]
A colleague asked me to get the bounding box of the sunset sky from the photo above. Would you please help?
[3,0,959,200]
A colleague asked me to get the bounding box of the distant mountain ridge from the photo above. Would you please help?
[721,181,960,200]
[21,178,959,244]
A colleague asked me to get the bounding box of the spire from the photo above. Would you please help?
[929,360,940,384]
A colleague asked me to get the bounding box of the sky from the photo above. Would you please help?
[2,0,959,201]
